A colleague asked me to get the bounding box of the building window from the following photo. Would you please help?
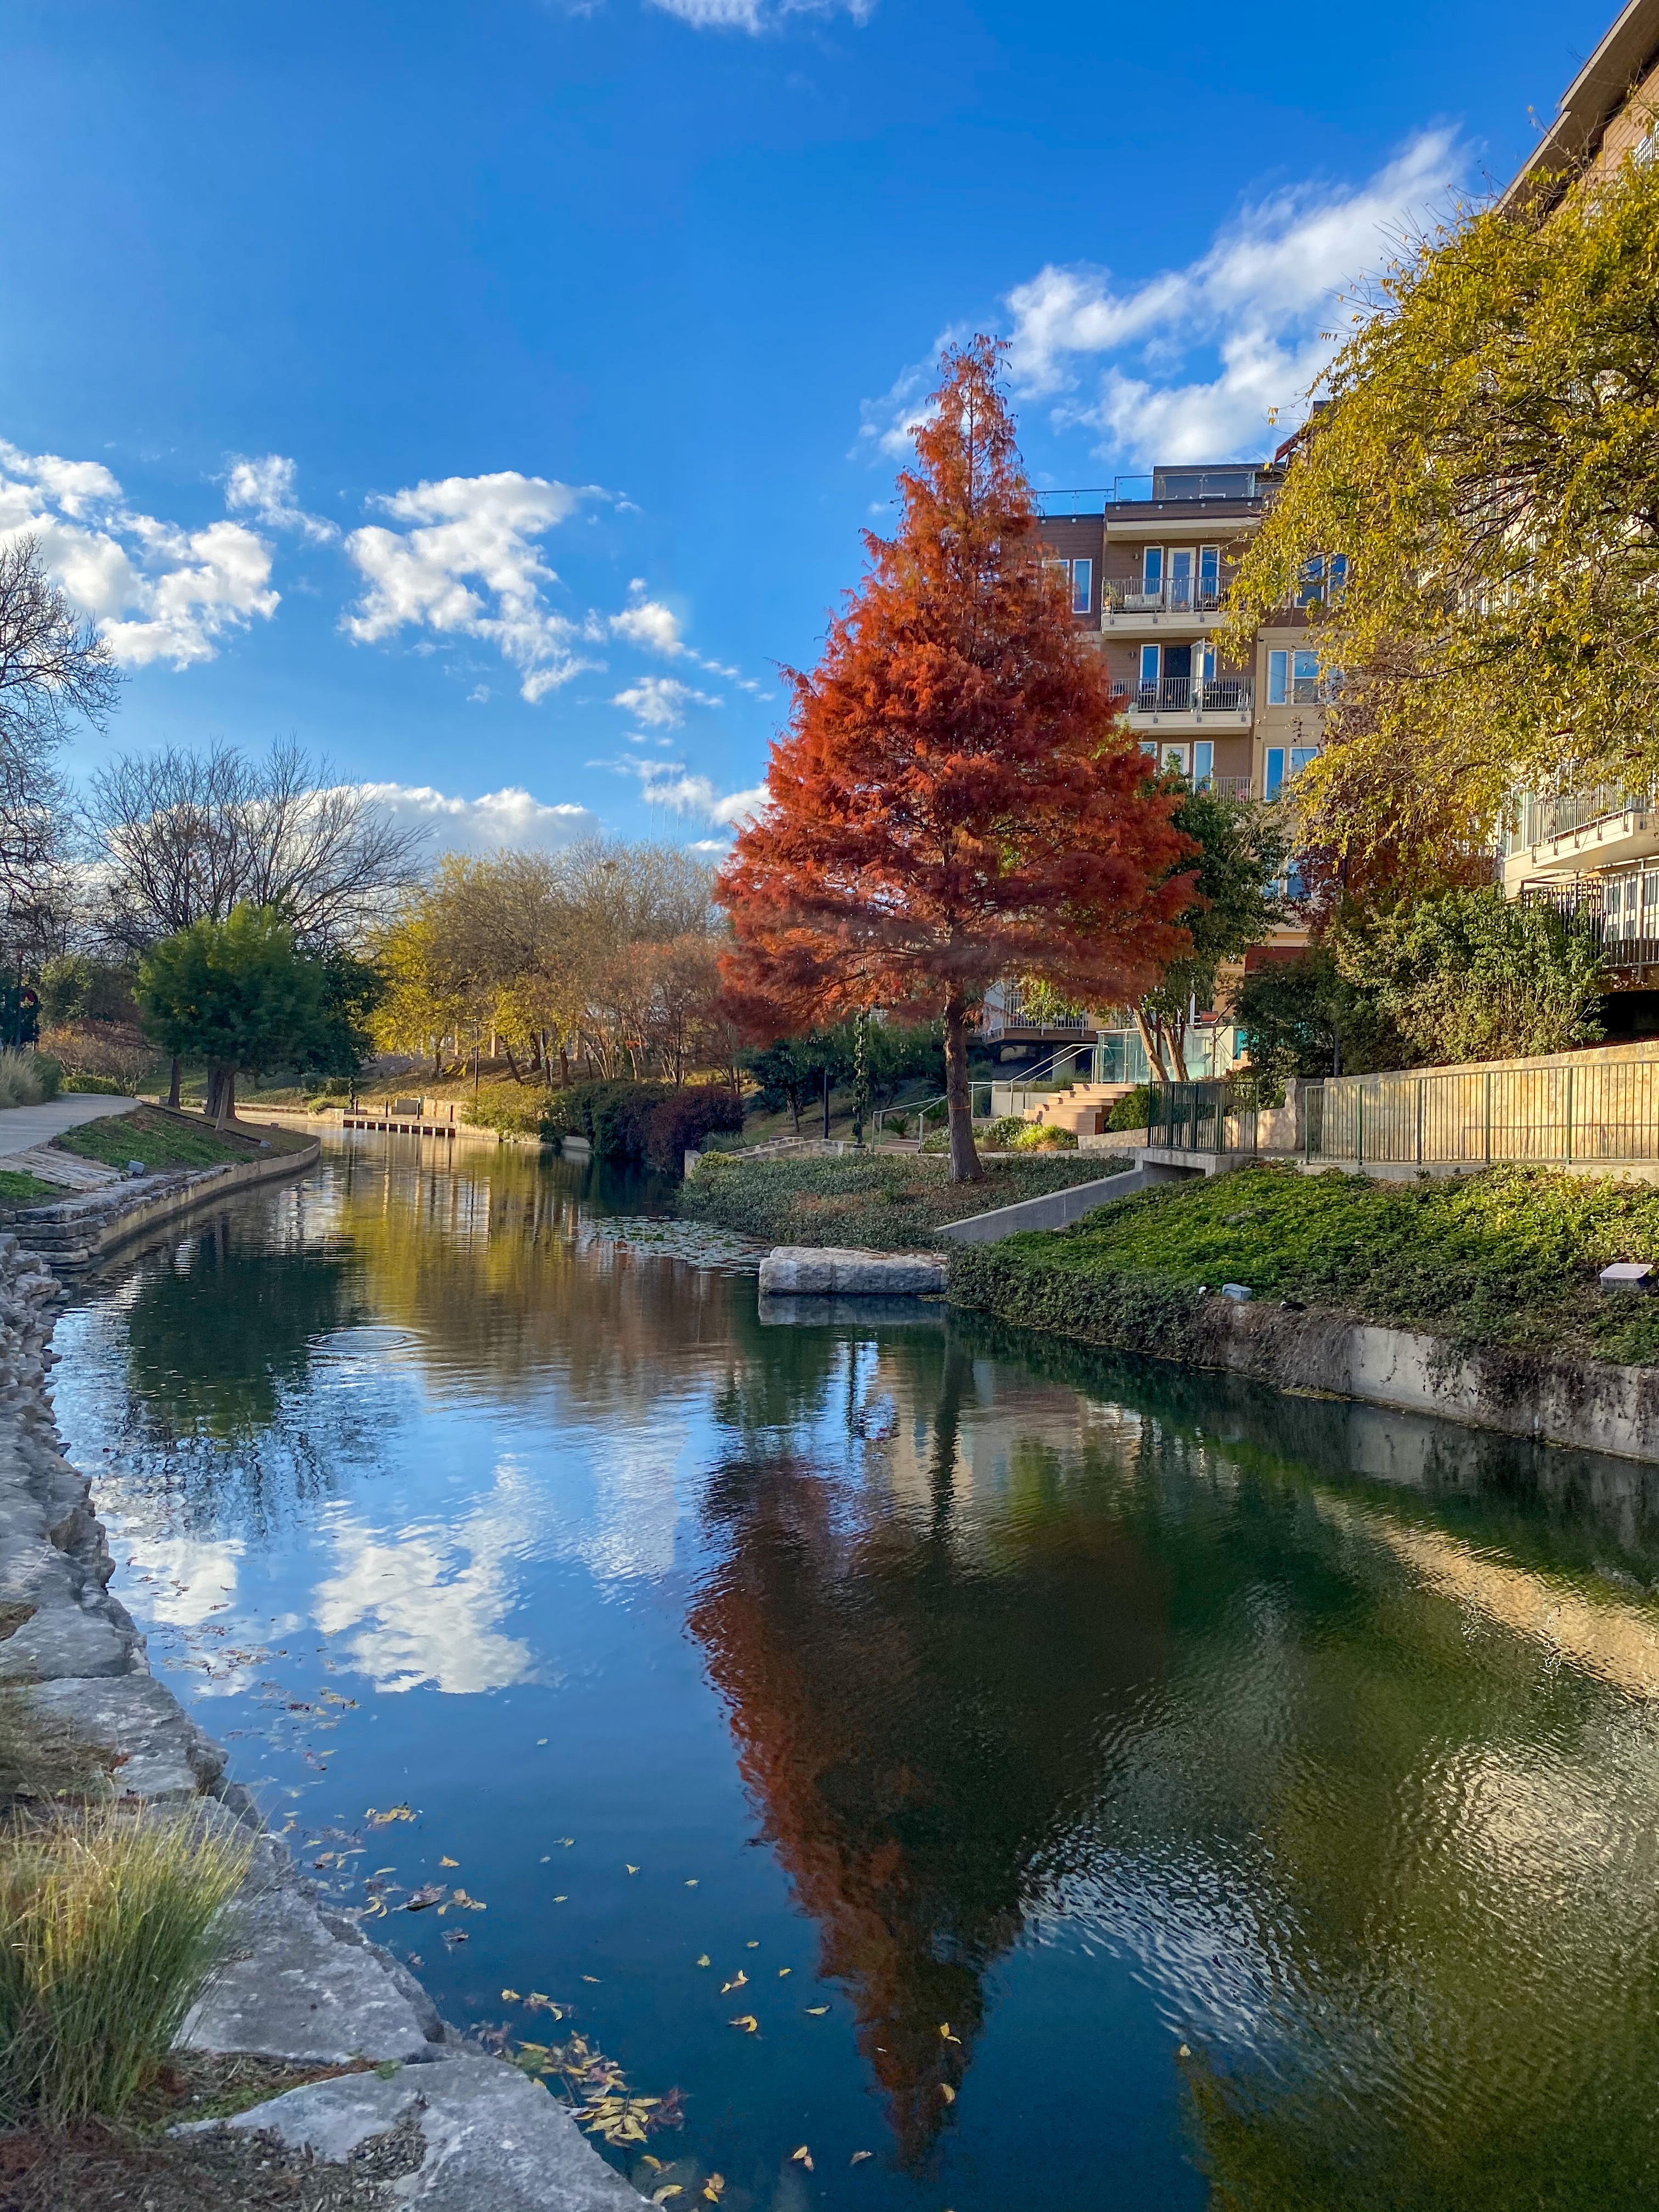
[1290,744,1319,778]
[1138,738,1159,759]
[1169,549,1194,611]
[1193,740,1214,786]
[1291,650,1320,703]
[1139,644,1160,702]
[1267,650,1288,706]
[1265,747,1285,799]
[1070,558,1092,614]
[1161,743,1189,775]
[1199,544,1220,603]
[1142,546,1164,592]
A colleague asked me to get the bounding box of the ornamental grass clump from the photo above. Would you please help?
[0,1805,252,2128]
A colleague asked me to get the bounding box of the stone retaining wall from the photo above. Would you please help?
[10,1138,321,1273]
[0,1235,642,2207]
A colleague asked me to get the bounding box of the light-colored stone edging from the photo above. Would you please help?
[0,1237,643,2207]
[949,1252,1659,1466]
[8,1138,321,1273]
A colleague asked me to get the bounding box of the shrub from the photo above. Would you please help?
[981,1115,1029,1150]
[38,1020,154,1093]
[60,1074,126,1096]
[469,1082,559,1139]
[1107,1083,1155,1132]
[0,1051,59,1110]
[1015,1122,1077,1150]
[0,1805,252,2126]
[642,1086,743,1170]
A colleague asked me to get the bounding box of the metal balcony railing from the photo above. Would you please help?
[1520,873,1659,974]
[1113,678,1254,719]
[1103,576,1226,616]
[1506,786,1657,853]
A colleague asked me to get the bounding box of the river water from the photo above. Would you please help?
[46,1135,1659,2211]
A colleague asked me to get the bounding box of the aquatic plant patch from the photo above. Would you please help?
[678,1150,1130,1250]
[947,1162,1659,1365]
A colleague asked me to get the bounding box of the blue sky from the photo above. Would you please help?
[0,0,1617,856]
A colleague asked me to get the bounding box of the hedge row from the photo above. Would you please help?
[470,1077,742,1171]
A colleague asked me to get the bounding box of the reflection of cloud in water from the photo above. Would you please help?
[558,1418,690,1583]
[117,1532,246,1627]
[311,1464,538,1693]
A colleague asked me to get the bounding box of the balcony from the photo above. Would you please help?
[1519,872,1659,984]
[1102,576,1226,625]
[1113,677,1254,725]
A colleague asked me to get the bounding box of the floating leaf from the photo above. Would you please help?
[405,1884,446,1912]
[696,1955,710,1968]
[685,1879,698,1887]
[554,1895,568,1903]
[583,1975,602,1984]
[791,2146,811,2165]
[440,1855,459,1867]
[720,1972,748,1993]
[746,1940,759,1949]
[627,1864,640,1875]
[703,2176,725,2202]
[450,1888,487,1911]
[939,2084,955,2104]
[805,2006,828,2016]
[939,2023,960,2044]
[850,2151,873,2164]
[777,1967,791,1977]
[1177,2042,1192,2059]
[501,1988,522,2002]
[558,1837,575,1847]
[652,2190,684,2205]
[729,2014,759,2033]
[366,1803,417,1825]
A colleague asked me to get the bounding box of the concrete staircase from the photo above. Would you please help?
[1024,1081,1134,1137]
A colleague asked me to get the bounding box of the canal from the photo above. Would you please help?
[48,1135,1659,2210]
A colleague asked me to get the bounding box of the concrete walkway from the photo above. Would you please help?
[0,1094,137,1160]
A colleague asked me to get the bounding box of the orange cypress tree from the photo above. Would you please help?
[718,338,1193,1182]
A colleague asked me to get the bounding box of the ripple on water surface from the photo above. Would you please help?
[46,1135,1659,2211]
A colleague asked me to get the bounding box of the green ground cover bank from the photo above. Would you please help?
[678,1149,1129,1250]
[54,1109,274,1173]
[947,1164,1659,1368]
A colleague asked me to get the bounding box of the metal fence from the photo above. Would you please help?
[1147,1077,1268,1155]
[1304,1060,1659,1167]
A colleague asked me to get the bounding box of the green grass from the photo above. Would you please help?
[0,1170,69,1206]
[946,1161,1659,1367]
[0,1805,252,2128]
[52,1108,256,1173]
[677,1148,1132,1250]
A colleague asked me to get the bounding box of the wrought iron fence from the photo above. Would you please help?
[1147,1077,1269,1155]
[1304,1060,1659,1167]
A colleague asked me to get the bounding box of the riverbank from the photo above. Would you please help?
[0,1216,641,2206]
[678,1147,1131,1249]
[946,1161,1659,1460]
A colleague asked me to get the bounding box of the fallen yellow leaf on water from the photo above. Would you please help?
[703,2178,725,2203]
[559,1837,575,1847]
[804,2006,828,2016]
[791,2146,811,2166]
[652,2190,683,2205]
[583,1976,602,1984]
[685,1878,698,1887]
[720,1972,748,1993]
[939,2023,960,2043]
[1177,2042,1192,2058]
[939,2084,955,2103]
[641,2155,662,2171]
[627,1864,640,1875]
[501,1989,521,2002]
[746,1940,759,1949]
[777,1967,791,1977]
[850,2151,872,2164]
[440,1856,459,1867]
[729,2014,759,2032]
[696,1955,710,1968]
[554,1895,568,1903]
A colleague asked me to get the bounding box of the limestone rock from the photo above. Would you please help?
[0,1603,137,1681]
[180,1882,441,2066]
[757,1246,946,1296]
[174,2051,645,2208]
[22,1673,226,1800]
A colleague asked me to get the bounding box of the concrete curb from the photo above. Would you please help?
[11,1137,320,1273]
[934,1162,1150,1244]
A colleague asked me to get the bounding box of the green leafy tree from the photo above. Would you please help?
[137,905,327,1126]
[1335,887,1605,1065]
[292,951,387,1085]
[1230,945,1401,1082]
[1222,145,1659,887]
[1133,779,1289,1081]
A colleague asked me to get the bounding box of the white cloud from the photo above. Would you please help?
[610,579,763,692]
[343,470,602,700]
[1001,131,1460,465]
[647,0,872,27]
[637,763,768,827]
[223,453,338,542]
[0,439,279,668]
[855,357,941,460]
[353,781,601,853]
[611,674,719,727]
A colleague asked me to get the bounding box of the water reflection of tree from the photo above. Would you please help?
[692,1314,1659,2205]
[690,1340,1170,2169]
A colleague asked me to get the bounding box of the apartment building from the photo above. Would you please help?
[1494,0,1659,1005]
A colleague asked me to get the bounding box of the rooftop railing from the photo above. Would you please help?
[1505,785,1656,854]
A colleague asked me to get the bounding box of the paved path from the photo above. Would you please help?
[0,1094,137,1160]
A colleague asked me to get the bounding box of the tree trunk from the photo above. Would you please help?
[943,994,981,1183]
[501,1038,522,1082]
[167,1056,182,1110]
[209,1066,235,1130]
[558,1046,571,1088]
[1133,1006,1172,1086]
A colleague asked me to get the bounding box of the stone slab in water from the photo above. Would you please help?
[22,1672,226,1799]
[176,2052,644,2209]
[758,1245,947,1296]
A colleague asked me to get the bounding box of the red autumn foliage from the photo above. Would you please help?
[716,337,1194,1179]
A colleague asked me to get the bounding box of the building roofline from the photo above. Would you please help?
[1502,0,1659,213]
